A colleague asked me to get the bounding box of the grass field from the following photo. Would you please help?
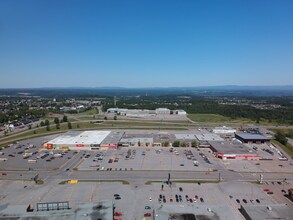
[270,128,293,159]
[0,120,189,146]
[187,113,281,125]
[271,140,293,159]
[187,113,251,123]
[187,114,288,125]
[78,109,97,115]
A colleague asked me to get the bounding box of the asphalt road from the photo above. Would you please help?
[2,169,293,185]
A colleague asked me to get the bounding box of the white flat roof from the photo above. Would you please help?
[47,131,111,145]
[195,133,224,141]
[175,134,196,140]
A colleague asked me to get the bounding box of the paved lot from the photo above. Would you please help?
[1,179,291,220]
[77,147,217,171]
[0,136,79,171]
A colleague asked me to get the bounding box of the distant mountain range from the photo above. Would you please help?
[0,85,293,97]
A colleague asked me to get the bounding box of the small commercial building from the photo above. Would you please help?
[240,204,293,220]
[235,133,270,144]
[195,133,224,147]
[100,131,125,150]
[119,137,153,147]
[0,201,114,220]
[154,204,237,220]
[209,141,260,160]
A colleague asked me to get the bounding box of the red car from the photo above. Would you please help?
[114,211,122,216]
[144,213,151,217]
[1,173,7,176]
[263,188,270,192]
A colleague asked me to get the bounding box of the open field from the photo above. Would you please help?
[271,140,293,159]
[0,121,189,147]
[187,114,250,123]
[187,114,283,125]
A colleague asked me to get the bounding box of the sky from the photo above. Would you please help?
[0,0,293,88]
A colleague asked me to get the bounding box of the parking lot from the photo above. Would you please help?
[0,136,77,171]
[1,179,290,220]
[77,147,218,171]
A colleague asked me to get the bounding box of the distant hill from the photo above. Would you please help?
[0,85,293,97]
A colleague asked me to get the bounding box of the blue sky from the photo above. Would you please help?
[0,0,293,88]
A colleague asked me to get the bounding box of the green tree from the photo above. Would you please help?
[287,130,293,139]
[104,116,108,120]
[45,119,50,126]
[68,122,72,129]
[46,125,50,131]
[172,141,180,147]
[63,115,68,122]
[162,141,170,147]
[54,117,59,124]
[40,121,45,127]
[33,130,37,134]
[191,140,198,148]
[114,116,117,120]
[77,124,80,128]
[275,131,288,146]
[56,123,60,129]
[180,141,187,147]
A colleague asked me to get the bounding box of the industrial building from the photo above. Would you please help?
[107,107,173,116]
[209,141,260,160]
[44,131,118,151]
[235,133,270,144]
[174,109,187,115]
[155,108,171,114]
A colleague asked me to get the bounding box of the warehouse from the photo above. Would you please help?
[44,131,112,151]
[155,108,171,114]
[235,133,270,144]
[209,141,260,160]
